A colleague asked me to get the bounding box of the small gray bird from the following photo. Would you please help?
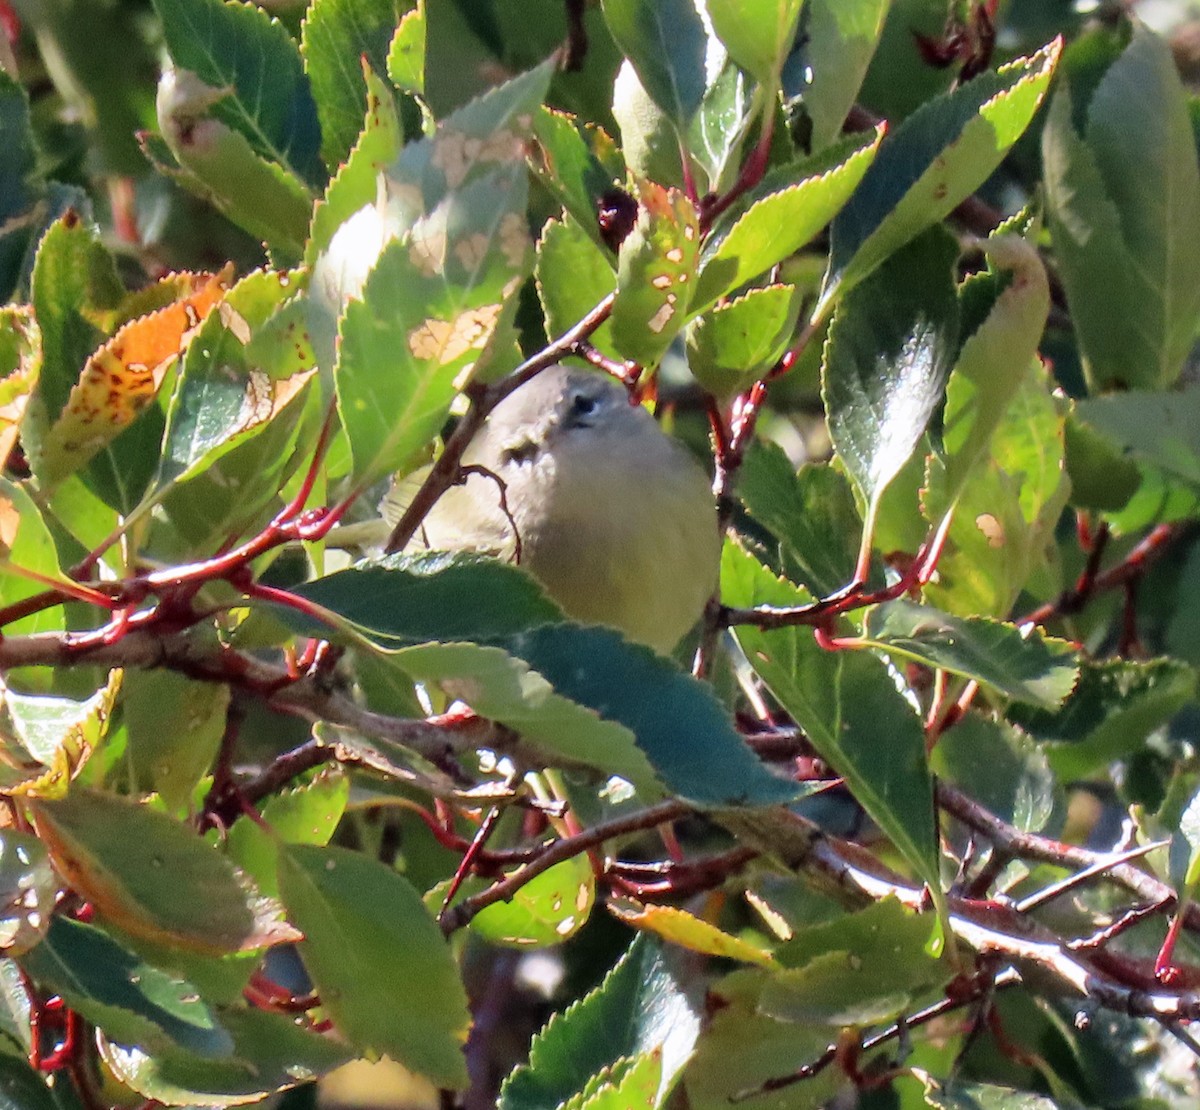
[393,366,720,653]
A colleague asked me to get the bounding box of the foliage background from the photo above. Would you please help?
[8,1,1200,1109]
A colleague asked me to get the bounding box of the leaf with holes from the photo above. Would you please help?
[35,270,231,489]
[610,182,699,368]
[335,166,533,484]
[467,854,595,947]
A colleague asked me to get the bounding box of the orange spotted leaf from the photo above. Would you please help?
[36,269,233,486]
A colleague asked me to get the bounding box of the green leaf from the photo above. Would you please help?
[499,936,700,1110]
[98,1006,351,1107]
[535,216,618,357]
[704,0,803,87]
[612,62,687,189]
[156,270,313,491]
[684,1005,841,1110]
[758,898,949,1024]
[122,671,230,816]
[301,0,412,170]
[693,128,882,313]
[227,769,349,899]
[152,0,323,188]
[1063,410,1142,513]
[686,284,800,398]
[334,165,532,483]
[159,342,320,553]
[387,6,426,94]
[1009,658,1196,781]
[936,235,1051,509]
[924,366,1069,618]
[687,58,755,195]
[0,1053,72,1110]
[823,226,960,537]
[1074,387,1200,493]
[154,70,314,261]
[291,553,565,644]
[823,41,1060,310]
[566,1054,662,1110]
[308,66,405,267]
[285,555,797,806]
[23,216,124,470]
[469,854,595,947]
[601,0,708,128]
[1,671,120,799]
[0,480,65,637]
[29,790,290,955]
[918,1073,1064,1110]
[862,600,1079,710]
[782,0,889,150]
[1043,26,1200,390]
[278,843,470,1088]
[610,182,699,368]
[737,442,860,599]
[20,917,232,1058]
[529,109,624,245]
[724,543,939,889]
[932,714,1058,834]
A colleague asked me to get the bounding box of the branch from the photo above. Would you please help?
[0,628,561,793]
[438,799,690,933]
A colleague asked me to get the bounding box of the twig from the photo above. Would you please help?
[438,800,690,934]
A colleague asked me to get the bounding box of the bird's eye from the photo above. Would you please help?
[570,393,600,418]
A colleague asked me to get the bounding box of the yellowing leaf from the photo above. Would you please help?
[0,671,122,799]
[608,897,776,966]
[36,268,233,485]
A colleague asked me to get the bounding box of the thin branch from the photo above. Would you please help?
[438,800,690,934]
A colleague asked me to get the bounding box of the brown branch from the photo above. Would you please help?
[438,799,691,934]
[0,628,558,793]
[939,783,1198,931]
[1021,523,1180,627]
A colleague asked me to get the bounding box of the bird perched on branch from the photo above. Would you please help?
[389,365,720,654]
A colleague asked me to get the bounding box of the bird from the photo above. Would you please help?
[391,365,720,654]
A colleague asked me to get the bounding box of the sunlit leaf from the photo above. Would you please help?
[469,854,595,947]
[30,790,294,955]
[500,936,700,1110]
[609,899,774,966]
[278,843,470,1088]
